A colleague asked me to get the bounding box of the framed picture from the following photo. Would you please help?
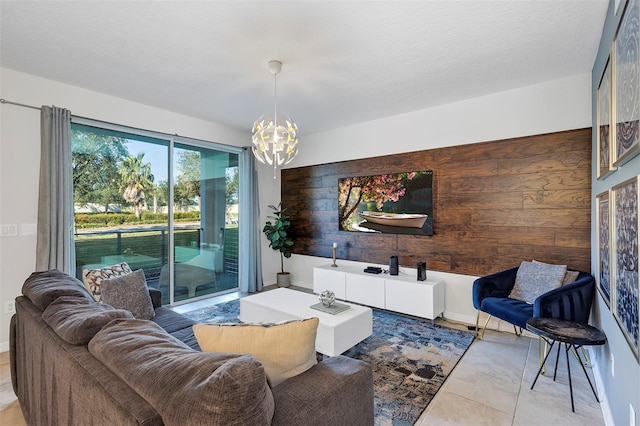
[598,57,616,179]
[611,176,640,360]
[614,0,640,167]
[596,190,612,306]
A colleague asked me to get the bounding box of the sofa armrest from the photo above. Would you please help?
[533,272,595,324]
[149,288,162,309]
[270,356,374,426]
[9,314,18,396]
[472,267,519,309]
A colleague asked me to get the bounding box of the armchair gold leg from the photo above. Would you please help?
[474,311,491,339]
[538,337,548,375]
[480,315,491,339]
[569,346,590,367]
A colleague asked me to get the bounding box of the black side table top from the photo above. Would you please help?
[526,317,607,346]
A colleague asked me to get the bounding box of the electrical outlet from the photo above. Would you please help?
[611,353,615,377]
[4,300,15,314]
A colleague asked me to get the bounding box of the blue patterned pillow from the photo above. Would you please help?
[509,261,567,304]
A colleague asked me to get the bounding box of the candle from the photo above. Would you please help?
[333,242,337,248]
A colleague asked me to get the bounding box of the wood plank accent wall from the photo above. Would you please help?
[281,128,592,276]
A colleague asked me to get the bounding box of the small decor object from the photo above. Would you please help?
[319,290,336,308]
[310,301,351,315]
[611,176,639,360]
[389,255,399,276]
[263,203,295,287]
[417,262,427,281]
[614,0,640,167]
[331,242,338,267]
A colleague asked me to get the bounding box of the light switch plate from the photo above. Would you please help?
[1,224,18,237]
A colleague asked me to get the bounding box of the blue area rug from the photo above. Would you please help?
[183,299,474,425]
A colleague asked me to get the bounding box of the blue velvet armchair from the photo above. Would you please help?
[472,267,595,338]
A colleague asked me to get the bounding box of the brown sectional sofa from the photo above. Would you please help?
[10,270,374,425]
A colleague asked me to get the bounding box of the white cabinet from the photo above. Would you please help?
[346,272,385,309]
[385,278,444,319]
[313,266,346,299]
[313,264,445,320]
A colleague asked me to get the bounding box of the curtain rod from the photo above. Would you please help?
[0,97,247,151]
[0,98,41,111]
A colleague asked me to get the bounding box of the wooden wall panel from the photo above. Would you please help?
[281,128,592,276]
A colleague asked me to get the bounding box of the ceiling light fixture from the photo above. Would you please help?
[252,60,299,178]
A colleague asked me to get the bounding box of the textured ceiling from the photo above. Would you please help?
[0,1,608,135]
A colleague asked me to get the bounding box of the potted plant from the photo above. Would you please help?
[263,203,295,287]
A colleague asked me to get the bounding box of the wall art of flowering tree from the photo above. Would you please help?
[338,170,433,234]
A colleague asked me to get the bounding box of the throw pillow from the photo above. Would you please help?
[100,269,155,320]
[82,262,132,301]
[532,260,579,285]
[42,296,133,345]
[562,270,580,285]
[193,317,319,387]
[509,260,567,304]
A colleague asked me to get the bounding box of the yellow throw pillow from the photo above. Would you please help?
[193,317,319,387]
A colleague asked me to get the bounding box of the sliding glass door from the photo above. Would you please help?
[72,122,240,305]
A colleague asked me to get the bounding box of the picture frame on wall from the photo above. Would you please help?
[597,56,616,179]
[596,190,612,307]
[611,176,640,361]
[614,0,640,167]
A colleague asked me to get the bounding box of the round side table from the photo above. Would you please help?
[526,317,606,413]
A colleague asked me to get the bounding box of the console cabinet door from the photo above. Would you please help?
[385,280,444,319]
[346,273,385,309]
[313,267,346,299]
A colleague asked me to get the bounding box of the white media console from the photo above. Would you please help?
[313,264,445,320]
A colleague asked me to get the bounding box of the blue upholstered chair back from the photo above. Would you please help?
[472,268,595,330]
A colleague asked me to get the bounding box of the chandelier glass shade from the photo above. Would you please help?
[252,60,299,178]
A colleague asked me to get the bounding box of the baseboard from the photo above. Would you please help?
[0,341,9,353]
[589,347,614,426]
[443,311,476,325]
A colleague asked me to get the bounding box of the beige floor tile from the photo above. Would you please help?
[418,390,513,426]
[443,362,521,415]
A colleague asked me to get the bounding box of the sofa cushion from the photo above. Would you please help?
[88,318,274,426]
[82,262,132,301]
[509,261,567,304]
[193,317,319,387]
[22,269,94,311]
[42,296,133,345]
[100,269,155,320]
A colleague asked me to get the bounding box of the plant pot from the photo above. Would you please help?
[276,272,291,288]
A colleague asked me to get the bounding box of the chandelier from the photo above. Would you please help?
[252,60,299,178]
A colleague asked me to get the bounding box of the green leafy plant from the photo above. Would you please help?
[263,203,295,273]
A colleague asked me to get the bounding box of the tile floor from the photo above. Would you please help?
[0,289,605,426]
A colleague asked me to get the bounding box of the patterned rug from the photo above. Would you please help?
[183,299,475,425]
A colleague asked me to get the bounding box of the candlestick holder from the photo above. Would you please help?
[331,246,338,267]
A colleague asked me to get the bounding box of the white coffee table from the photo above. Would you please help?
[239,288,373,356]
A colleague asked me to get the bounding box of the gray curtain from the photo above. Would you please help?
[239,147,263,293]
[36,106,75,273]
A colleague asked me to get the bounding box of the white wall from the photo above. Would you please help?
[0,67,279,351]
[283,72,593,325]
